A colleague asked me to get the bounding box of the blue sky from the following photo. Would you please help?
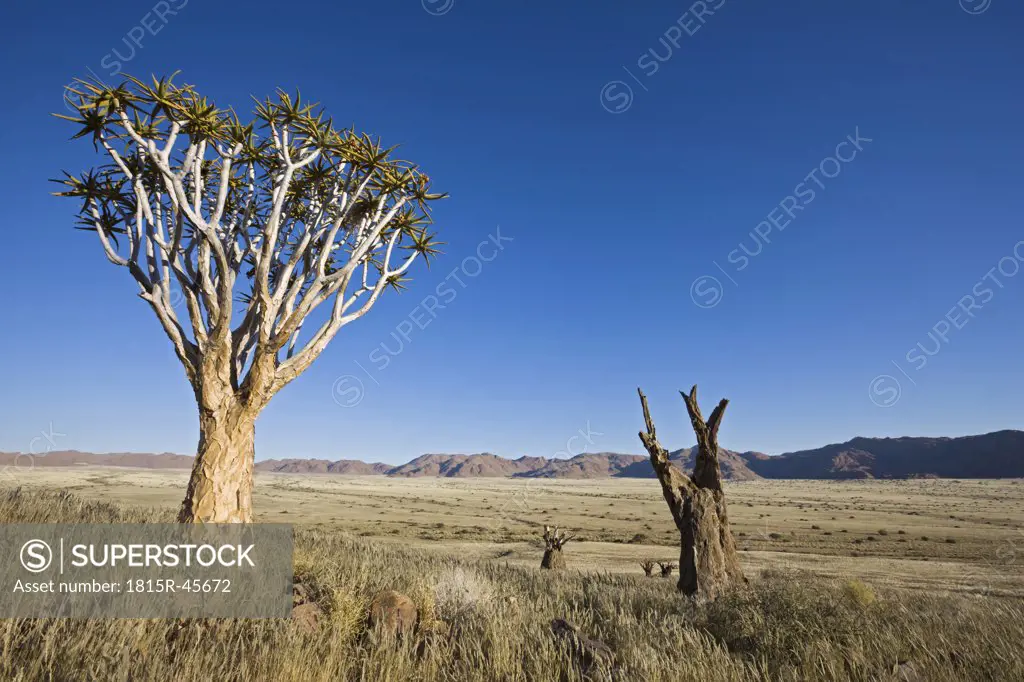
[0,0,1022,463]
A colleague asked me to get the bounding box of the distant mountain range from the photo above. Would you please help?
[2,430,1022,480]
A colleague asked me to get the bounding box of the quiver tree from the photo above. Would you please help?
[658,561,677,578]
[636,386,745,599]
[639,560,655,577]
[540,525,573,570]
[54,74,445,523]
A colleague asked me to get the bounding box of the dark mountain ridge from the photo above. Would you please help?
[2,430,1020,479]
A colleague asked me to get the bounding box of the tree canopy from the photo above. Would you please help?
[54,73,445,404]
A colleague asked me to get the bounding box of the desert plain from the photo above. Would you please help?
[10,467,1024,598]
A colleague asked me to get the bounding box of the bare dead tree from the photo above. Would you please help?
[639,560,655,577]
[55,75,445,522]
[541,525,574,570]
[636,386,745,599]
[658,561,677,578]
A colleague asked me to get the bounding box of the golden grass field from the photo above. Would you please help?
[12,467,1024,598]
[3,472,1024,680]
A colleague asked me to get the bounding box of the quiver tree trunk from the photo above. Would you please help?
[636,386,745,599]
[540,525,573,570]
[540,548,566,570]
[179,406,255,523]
[178,368,259,523]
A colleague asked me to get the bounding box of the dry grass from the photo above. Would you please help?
[0,485,1023,681]
[11,468,1024,597]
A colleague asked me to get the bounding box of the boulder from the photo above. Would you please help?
[893,660,923,682]
[291,602,322,634]
[292,582,310,606]
[367,590,418,638]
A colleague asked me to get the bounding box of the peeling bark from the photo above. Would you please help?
[178,353,259,523]
[178,402,256,523]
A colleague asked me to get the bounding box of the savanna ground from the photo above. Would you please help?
[2,468,1023,680]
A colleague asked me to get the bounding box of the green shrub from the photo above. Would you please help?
[843,579,876,608]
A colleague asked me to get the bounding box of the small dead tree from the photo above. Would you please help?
[639,560,655,577]
[636,386,745,599]
[541,525,573,570]
[658,561,677,578]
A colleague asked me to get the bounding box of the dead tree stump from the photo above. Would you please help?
[640,560,655,577]
[637,386,745,599]
[540,525,573,570]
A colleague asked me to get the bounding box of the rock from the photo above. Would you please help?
[291,602,322,633]
[893,661,923,682]
[551,618,615,675]
[293,582,310,606]
[368,590,418,638]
